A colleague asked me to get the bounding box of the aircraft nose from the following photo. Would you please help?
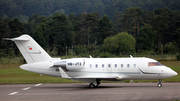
[165,66,178,77]
[172,70,178,76]
[169,68,178,77]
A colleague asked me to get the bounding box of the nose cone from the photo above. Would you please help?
[163,66,178,78]
[171,70,178,76]
[167,67,178,77]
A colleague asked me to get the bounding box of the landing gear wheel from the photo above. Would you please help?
[157,83,162,88]
[157,79,162,88]
[89,83,95,88]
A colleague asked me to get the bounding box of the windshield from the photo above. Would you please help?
[148,62,163,66]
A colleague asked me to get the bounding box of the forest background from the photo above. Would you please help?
[1,0,180,62]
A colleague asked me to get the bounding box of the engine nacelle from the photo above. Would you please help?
[53,58,85,71]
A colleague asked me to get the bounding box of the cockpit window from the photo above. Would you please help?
[148,62,163,66]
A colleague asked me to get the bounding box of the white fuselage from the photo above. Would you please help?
[20,57,177,81]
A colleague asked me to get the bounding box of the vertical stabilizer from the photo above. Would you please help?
[5,34,51,64]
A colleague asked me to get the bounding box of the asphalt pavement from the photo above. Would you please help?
[0,83,180,101]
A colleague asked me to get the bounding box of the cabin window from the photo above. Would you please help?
[102,64,104,68]
[115,64,117,68]
[95,64,98,68]
[148,62,163,66]
[134,64,136,68]
[121,64,123,68]
[108,64,111,68]
[89,64,92,68]
[127,64,130,68]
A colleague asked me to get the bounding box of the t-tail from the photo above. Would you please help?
[4,34,51,64]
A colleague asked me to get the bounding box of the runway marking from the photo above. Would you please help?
[9,92,18,95]
[35,83,42,86]
[23,87,31,90]
[15,92,142,95]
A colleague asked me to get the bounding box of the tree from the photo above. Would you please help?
[171,10,180,42]
[113,11,122,32]
[8,18,25,56]
[136,24,156,51]
[68,13,76,25]
[9,18,24,37]
[153,15,168,47]
[121,10,132,33]
[28,14,47,36]
[49,13,71,56]
[152,8,170,48]
[86,13,99,46]
[163,42,177,54]
[174,28,180,49]
[122,7,143,39]
[98,15,113,44]
[0,17,10,57]
[92,0,105,16]
[103,32,135,54]
[33,23,47,50]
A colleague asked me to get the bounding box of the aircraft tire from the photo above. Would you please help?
[157,83,162,88]
[89,83,95,88]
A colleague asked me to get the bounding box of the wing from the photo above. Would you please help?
[58,67,128,81]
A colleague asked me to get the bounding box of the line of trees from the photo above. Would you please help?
[1,7,180,57]
[1,0,180,23]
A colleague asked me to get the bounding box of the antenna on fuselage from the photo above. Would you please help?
[89,55,93,58]
[130,55,133,58]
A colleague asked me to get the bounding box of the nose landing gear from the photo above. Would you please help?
[157,79,162,88]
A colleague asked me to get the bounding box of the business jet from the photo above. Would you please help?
[5,35,178,88]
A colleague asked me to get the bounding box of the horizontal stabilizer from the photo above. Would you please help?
[4,37,29,41]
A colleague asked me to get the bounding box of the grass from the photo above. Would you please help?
[0,64,77,84]
[0,57,25,64]
[0,57,180,84]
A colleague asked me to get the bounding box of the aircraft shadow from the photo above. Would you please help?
[34,84,156,91]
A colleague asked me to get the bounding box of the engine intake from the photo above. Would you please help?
[53,61,67,70]
[53,59,85,71]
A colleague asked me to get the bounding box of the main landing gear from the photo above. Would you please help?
[89,79,101,88]
[89,83,96,88]
[157,79,162,88]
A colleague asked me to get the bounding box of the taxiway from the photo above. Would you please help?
[0,83,180,101]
